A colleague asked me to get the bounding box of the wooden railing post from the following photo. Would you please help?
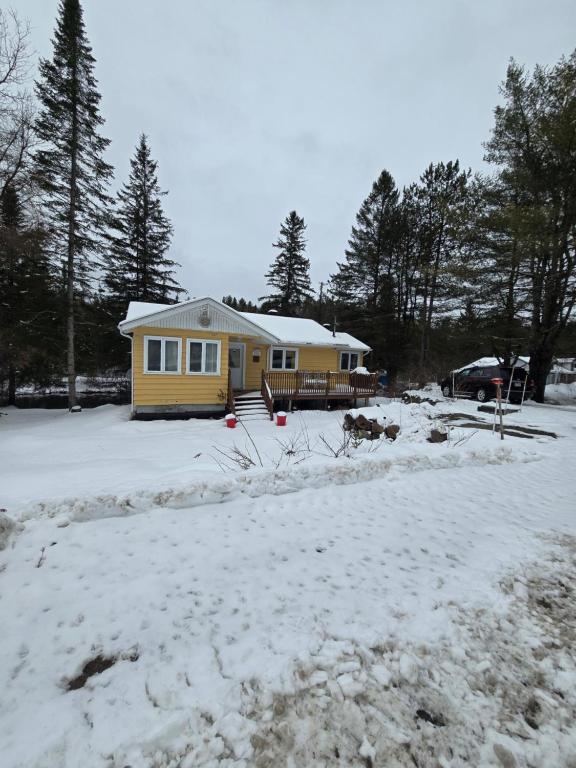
[227,372,235,415]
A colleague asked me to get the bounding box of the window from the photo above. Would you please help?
[144,336,181,374]
[270,347,298,370]
[340,351,359,371]
[186,339,221,375]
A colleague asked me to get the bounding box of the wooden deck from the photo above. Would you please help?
[228,370,378,418]
[262,370,378,401]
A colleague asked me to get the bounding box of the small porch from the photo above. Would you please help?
[227,369,379,420]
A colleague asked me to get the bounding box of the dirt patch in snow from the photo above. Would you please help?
[236,536,576,768]
[66,649,139,691]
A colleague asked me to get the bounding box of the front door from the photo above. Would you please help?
[228,343,245,390]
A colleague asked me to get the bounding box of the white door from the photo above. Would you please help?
[228,343,245,390]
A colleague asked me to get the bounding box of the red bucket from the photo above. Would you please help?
[276,411,287,427]
[225,414,237,428]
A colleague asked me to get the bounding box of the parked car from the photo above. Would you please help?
[440,364,533,403]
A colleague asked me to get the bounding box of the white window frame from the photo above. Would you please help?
[144,335,182,374]
[269,346,299,371]
[186,338,222,376]
[339,351,360,371]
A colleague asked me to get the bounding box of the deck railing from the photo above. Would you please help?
[227,371,235,414]
[263,370,378,399]
[260,371,274,419]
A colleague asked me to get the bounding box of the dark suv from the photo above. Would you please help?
[440,364,533,404]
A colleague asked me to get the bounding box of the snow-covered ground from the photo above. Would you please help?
[1,396,575,767]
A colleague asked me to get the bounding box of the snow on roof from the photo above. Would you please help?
[124,301,171,322]
[119,299,370,350]
[455,356,530,372]
[239,312,370,350]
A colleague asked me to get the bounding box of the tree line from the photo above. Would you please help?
[1,0,575,406]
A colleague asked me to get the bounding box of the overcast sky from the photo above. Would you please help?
[17,0,576,302]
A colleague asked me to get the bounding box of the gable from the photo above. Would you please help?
[119,297,278,340]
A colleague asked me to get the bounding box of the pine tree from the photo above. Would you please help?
[485,52,576,401]
[34,0,113,408]
[329,170,404,373]
[0,184,56,403]
[413,161,471,367]
[330,169,400,310]
[105,134,184,307]
[260,210,313,314]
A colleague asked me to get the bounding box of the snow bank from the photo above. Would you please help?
[546,382,576,403]
[18,444,541,524]
[0,512,21,550]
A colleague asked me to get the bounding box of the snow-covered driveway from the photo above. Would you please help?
[0,399,575,767]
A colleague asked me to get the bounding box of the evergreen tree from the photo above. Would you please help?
[105,134,184,307]
[0,184,56,403]
[413,160,472,367]
[34,0,113,408]
[260,210,313,314]
[485,52,576,401]
[331,169,400,310]
[329,170,403,373]
[222,295,259,312]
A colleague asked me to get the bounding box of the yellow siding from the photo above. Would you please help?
[131,326,365,406]
[244,339,267,390]
[298,346,340,371]
[132,327,229,406]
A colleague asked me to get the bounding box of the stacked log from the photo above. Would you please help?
[343,412,399,441]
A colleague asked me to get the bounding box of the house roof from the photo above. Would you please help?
[119,298,370,351]
[238,312,370,351]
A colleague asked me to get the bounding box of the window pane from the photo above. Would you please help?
[147,339,161,371]
[229,348,241,369]
[350,353,359,369]
[205,343,218,373]
[285,350,296,370]
[164,340,179,372]
[189,342,202,372]
[340,352,349,371]
[272,349,284,369]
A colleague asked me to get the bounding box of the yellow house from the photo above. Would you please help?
[118,296,375,419]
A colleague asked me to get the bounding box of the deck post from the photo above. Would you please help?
[325,370,330,410]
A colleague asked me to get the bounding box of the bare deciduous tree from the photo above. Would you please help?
[0,9,34,202]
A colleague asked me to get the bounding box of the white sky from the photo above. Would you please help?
[18,0,576,302]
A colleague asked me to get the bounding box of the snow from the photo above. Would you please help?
[239,311,369,350]
[124,300,171,322]
[1,397,575,767]
[455,356,530,372]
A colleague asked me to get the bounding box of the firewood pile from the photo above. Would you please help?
[343,412,400,441]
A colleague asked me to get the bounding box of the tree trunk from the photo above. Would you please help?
[528,345,553,404]
[7,363,16,406]
[67,45,79,411]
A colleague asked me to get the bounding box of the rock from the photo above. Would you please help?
[385,424,400,440]
[343,413,356,431]
[70,404,82,413]
[428,428,448,443]
[355,414,372,431]
[493,744,518,768]
[370,421,386,434]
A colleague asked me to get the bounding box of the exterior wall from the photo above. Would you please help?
[131,325,366,409]
[132,326,229,408]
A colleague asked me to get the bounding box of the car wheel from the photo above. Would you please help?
[476,387,487,403]
[442,385,451,397]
